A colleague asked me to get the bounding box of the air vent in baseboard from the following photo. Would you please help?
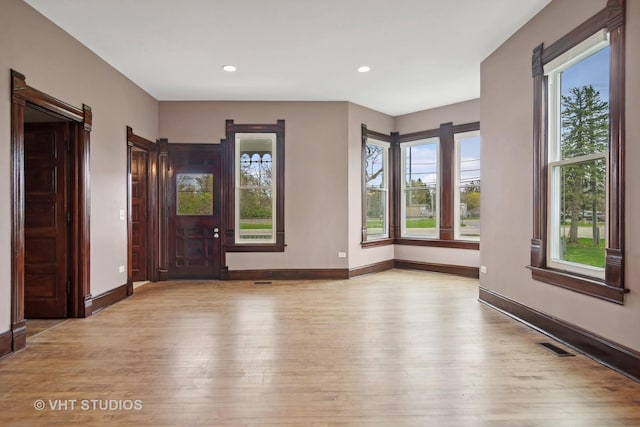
[254,281,273,285]
[538,342,575,357]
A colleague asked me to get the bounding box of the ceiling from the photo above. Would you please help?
[24,0,551,116]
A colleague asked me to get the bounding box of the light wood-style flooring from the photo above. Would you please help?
[25,319,67,339]
[1,269,639,426]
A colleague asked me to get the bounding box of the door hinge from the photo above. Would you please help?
[66,279,71,294]
[66,139,72,152]
[66,212,71,224]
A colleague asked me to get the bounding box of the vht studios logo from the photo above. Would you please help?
[34,399,143,411]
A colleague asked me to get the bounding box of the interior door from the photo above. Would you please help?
[168,148,222,279]
[24,122,69,318]
[131,149,148,281]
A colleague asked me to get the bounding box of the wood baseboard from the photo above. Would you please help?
[227,269,349,280]
[91,283,130,315]
[0,329,12,359]
[226,261,478,281]
[479,287,640,382]
[11,320,26,352]
[394,260,480,278]
[349,260,394,278]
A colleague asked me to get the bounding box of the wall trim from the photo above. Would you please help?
[0,330,12,359]
[394,260,479,278]
[227,269,349,280]
[91,283,130,315]
[349,260,394,278]
[479,287,640,382]
[226,261,478,281]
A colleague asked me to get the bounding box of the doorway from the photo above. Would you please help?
[126,127,159,286]
[23,111,70,318]
[165,145,224,279]
[10,70,92,352]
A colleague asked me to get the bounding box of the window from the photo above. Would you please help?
[361,122,479,249]
[176,173,214,216]
[546,32,609,278]
[236,134,275,243]
[530,0,626,303]
[454,131,481,241]
[401,138,439,239]
[363,134,390,242]
[225,120,285,252]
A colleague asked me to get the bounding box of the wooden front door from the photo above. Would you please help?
[24,122,69,318]
[168,148,222,279]
[131,149,148,281]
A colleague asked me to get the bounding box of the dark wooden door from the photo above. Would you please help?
[131,149,148,281]
[24,122,69,318]
[168,148,222,279]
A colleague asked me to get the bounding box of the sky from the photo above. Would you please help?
[561,45,609,101]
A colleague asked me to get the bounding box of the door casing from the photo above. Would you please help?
[10,70,92,352]
[126,127,159,287]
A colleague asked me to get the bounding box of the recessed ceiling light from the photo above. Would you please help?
[222,65,237,72]
[357,65,371,73]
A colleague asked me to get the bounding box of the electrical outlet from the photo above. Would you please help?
[480,266,487,274]
[119,209,125,220]
[119,265,125,273]
[338,252,347,258]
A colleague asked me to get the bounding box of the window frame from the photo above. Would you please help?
[225,120,285,252]
[235,133,277,245]
[360,122,480,250]
[529,0,626,304]
[454,129,481,242]
[400,137,441,240]
[361,124,393,247]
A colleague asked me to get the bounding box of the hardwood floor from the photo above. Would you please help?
[25,319,67,339]
[1,269,639,426]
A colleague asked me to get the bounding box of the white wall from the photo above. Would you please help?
[159,101,350,270]
[481,0,640,351]
[0,0,159,331]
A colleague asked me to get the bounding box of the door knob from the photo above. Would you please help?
[213,233,219,239]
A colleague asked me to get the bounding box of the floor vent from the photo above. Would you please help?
[538,342,575,357]
[254,281,273,285]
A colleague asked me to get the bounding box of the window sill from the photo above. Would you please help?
[361,238,394,248]
[528,265,627,304]
[226,243,285,253]
[395,238,479,250]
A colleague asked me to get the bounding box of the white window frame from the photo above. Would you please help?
[545,32,609,279]
[235,132,277,245]
[454,130,481,241]
[364,139,390,241]
[400,138,440,239]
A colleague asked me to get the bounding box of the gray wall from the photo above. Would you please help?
[0,0,159,332]
[480,0,640,351]
[159,101,351,270]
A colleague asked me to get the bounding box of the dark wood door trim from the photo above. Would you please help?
[126,127,159,286]
[10,70,92,352]
[158,139,170,280]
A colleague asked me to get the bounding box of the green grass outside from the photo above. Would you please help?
[406,218,437,228]
[239,222,272,230]
[563,237,605,268]
[367,218,438,229]
[367,218,479,229]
